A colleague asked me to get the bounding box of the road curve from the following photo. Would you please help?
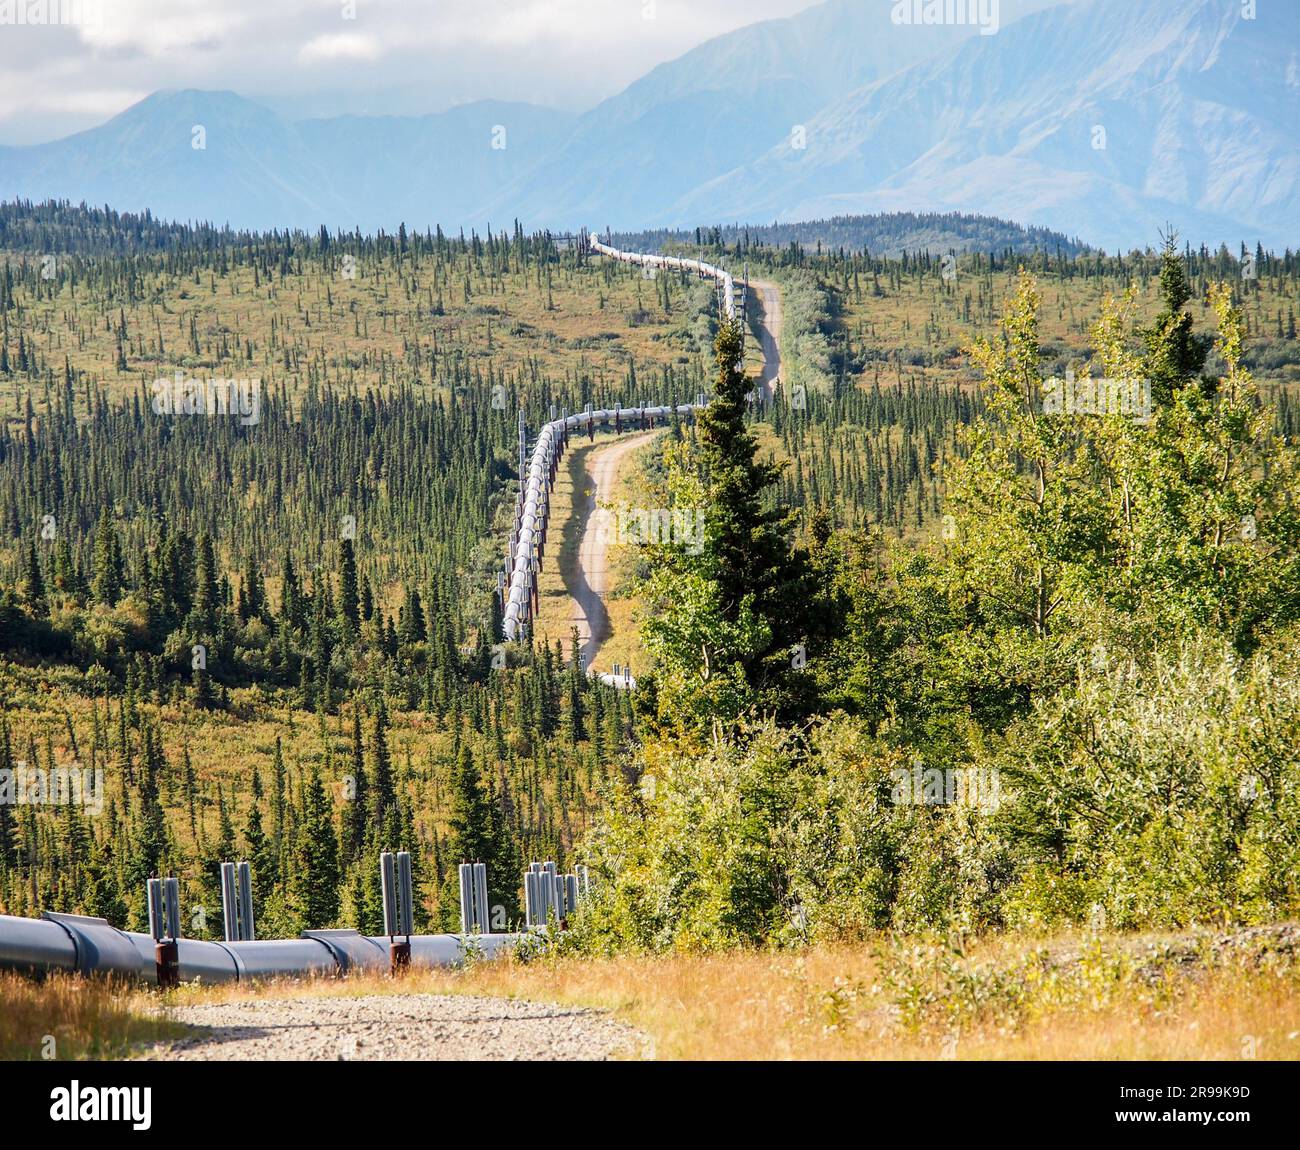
[750,279,783,402]
[561,277,785,675]
[568,430,657,671]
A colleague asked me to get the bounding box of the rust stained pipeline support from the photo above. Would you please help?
[380,850,415,976]
[147,877,182,989]
[155,940,179,989]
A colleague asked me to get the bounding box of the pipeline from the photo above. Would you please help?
[588,233,740,320]
[501,401,702,642]
[0,858,584,984]
[0,911,520,985]
[0,235,741,975]
[500,233,745,642]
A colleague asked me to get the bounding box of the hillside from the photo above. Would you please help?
[3,204,1300,982]
[0,92,574,235]
[0,203,720,939]
[680,0,1300,252]
[614,211,1088,259]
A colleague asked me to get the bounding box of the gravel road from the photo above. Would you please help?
[144,994,645,1061]
[562,281,782,672]
[569,430,657,670]
[749,279,783,403]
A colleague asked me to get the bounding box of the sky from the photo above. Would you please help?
[0,0,821,144]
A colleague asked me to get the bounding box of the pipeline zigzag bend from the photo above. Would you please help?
[500,234,744,643]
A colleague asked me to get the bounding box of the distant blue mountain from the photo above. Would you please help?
[0,91,574,234]
[670,0,1300,252]
[0,0,1294,251]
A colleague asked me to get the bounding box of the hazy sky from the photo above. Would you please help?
[0,0,821,144]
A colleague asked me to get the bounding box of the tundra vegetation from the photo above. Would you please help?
[1,205,1298,1022]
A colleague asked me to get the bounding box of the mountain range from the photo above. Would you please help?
[0,0,1295,251]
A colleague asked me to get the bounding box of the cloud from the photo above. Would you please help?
[0,0,821,143]
[298,32,381,64]
[78,0,251,54]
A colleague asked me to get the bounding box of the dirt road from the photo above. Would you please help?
[146,993,643,1061]
[560,281,784,672]
[750,278,783,402]
[567,430,657,670]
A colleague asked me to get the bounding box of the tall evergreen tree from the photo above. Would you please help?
[291,766,340,928]
[21,540,46,616]
[338,538,360,634]
[91,514,124,605]
[1141,233,1213,408]
[368,701,396,832]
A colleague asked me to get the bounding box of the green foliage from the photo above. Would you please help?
[291,766,341,929]
[6,209,1300,951]
[999,637,1300,929]
[578,247,1300,952]
[640,320,821,731]
[577,631,1300,950]
[573,716,1012,950]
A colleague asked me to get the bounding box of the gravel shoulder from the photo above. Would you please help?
[141,993,645,1061]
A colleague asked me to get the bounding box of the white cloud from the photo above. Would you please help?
[78,0,251,54]
[0,0,821,143]
[298,32,381,64]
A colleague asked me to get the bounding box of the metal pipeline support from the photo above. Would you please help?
[522,861,590,929]
[380,850,416,972]
[238,861,255,941]
[146,877,182,987]
[220,863,239,942]
[475,863,490,934]
[458,862,492,934]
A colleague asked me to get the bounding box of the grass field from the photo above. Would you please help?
[1,244,717,422]
[391,927,1300,1060]
[11,927,1295,1062]
[0,973,186,1061]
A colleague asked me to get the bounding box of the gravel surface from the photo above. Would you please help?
[569,430,657,669]
[749,278,783,403]
[143,994,645,1061]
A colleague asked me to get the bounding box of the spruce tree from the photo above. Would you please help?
[291,766,340,928]
[22,540,46,615]
[237,552,265,622]
[1142,234,1212,407]
[91,513,124,605]
[191,532,219,634]
[368,701,395,831]
[338,538,360,634]
[342,711,368,862]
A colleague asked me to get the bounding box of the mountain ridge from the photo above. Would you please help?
[0,0,1294,249]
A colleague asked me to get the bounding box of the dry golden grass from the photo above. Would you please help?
[153,929,1300,1061]
[0,972,187,1061]
[2,251,709,423]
